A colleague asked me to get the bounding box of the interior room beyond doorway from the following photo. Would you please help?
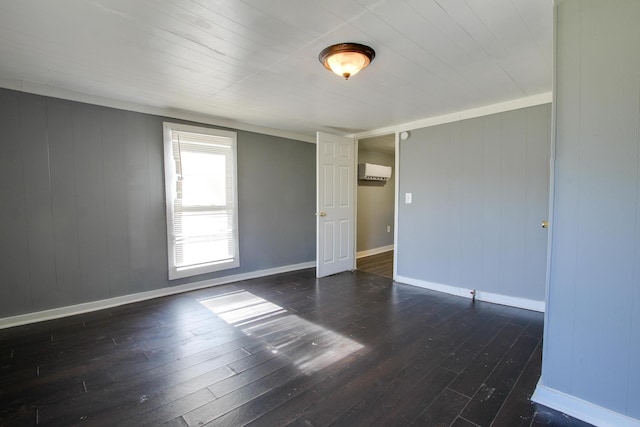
[356,134,395,278]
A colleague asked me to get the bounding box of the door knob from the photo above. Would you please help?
[318,212,327,217]
[541,220,549,229]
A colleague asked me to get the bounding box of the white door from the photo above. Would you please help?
[316,132,356,277]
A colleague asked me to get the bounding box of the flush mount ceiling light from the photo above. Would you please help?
[318,43,375,80]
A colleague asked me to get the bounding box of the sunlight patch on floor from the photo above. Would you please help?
[199,290,364,374]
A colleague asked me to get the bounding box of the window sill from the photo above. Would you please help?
[169,259,240,280]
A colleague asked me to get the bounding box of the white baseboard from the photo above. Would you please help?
[356,245,394,259]
[0,261,315,330]
[394,275,545,312]
[532,382,640,427]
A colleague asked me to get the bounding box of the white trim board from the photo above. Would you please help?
[351,92,552,140]
[395,276,545,312]
[532,382,640,427]
[0,77,316,144]
[0,79,550,146]
[0,261,315,330]
[356,245,394,259]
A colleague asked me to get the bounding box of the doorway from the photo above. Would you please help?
[356,134,396,278]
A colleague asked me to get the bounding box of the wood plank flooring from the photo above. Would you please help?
[357,251,393,278]
[0,269,591,426]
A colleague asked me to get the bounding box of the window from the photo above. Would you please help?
[163,122,239,279]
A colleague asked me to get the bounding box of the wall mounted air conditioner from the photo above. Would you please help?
[358,163,392,182]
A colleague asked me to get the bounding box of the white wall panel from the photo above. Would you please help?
[101,108,131,298]
[397,104,550,302]
[0,90,31,314]
[541,1,640,421]
[0,88,316,318]
[47,98,83,306]
[460,118,485,290]
[21,94,59,309]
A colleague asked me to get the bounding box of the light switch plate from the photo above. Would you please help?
[405,193,412,204]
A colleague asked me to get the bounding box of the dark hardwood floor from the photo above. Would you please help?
[357,251,393,278]
[0,269,591,427]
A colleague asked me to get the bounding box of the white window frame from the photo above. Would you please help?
[163,122,240,280]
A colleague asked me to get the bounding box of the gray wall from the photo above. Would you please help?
[357,148,395,252]
[0,88,315,318]
[397,104,550,302]
[541,0,640,419]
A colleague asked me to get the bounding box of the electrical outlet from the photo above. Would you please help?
[405,193,412,204]
[387,225,391,233]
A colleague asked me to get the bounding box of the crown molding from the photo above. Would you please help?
[0,77,316,143]
[352,92,552,139]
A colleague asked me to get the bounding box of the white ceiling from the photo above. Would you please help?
[0,0,552,139]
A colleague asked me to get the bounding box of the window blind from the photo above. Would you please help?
[163,123,239,279]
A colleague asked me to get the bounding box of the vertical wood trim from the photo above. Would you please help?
[72,103,110,302]
[46,97,83,306]
[145,117,166,287]
[0,89,31,315]
[392,131,400,280]
[101,108,131,297]
[124,111,151,292]
[20,94,58,310]
[448,122,463,287]
[630,54,640,416]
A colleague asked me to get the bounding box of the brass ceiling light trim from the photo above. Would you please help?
[319,43,375,80]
